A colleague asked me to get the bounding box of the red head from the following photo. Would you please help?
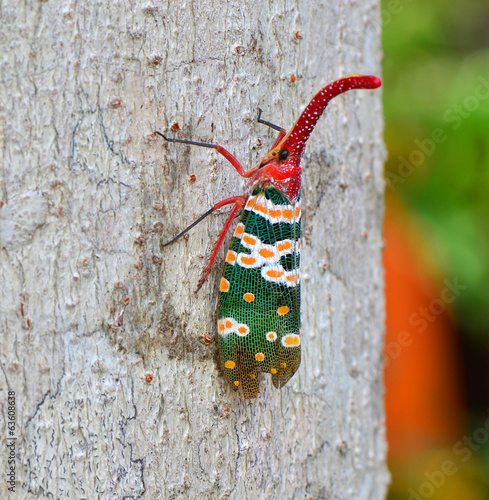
[252,74,381,202]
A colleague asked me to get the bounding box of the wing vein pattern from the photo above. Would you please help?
[217,185,302,398]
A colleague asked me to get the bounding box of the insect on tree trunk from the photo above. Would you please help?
[0,1,387,499]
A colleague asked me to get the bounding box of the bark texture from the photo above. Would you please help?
[0,0,387,498]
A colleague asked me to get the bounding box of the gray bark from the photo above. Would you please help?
[0,0,387,498]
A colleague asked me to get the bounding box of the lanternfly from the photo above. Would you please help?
[157,74,381,398]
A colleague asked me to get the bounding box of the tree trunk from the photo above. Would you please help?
[0,1,387,498]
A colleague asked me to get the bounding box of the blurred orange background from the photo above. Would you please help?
[382,0,489,497]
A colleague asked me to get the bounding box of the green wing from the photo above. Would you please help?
[217,185,301,398]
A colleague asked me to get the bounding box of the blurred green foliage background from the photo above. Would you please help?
[382,0,489,497]
[384,0,489,336]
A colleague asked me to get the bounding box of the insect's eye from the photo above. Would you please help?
[278,148,289,161]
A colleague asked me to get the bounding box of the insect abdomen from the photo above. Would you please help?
[217,185,301,398]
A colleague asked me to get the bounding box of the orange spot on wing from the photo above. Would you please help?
[245,196,256,209]
[220,277,230,292]
[226,250,237,263]
[295,207,301,218]
[277,241,292,252]
[243,235,257,246]
[255,204,268,215]
[255,353,265,362]
[271,368,277,374]
[286,275,297,283]
[280,362,287,368]
[267,270,284,279]
[282,209,293,221]
[225,319,234,329]
[259,248,275,258]
[237,326,248,335]
[277,306,290,316]
[284,335,300,346]
[234,380,240,386]
[269,209,281,219]
[240,256,256,266]
[266,331,277,341]
[225,360,236,369]
[234,224,244,237]
[243,293,255,303]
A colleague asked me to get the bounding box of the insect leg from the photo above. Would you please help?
[257,108,287,149]
[162,195,244,247]
[156,131,255,178]
[196,195,247,292]
[257,108,283,132]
